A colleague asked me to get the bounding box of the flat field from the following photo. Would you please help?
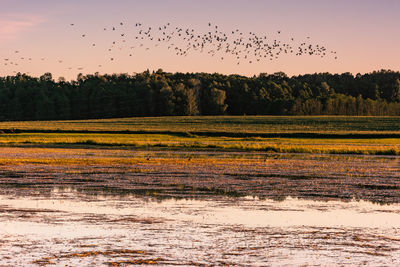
[0,116,399,134]
[0,116,399,155]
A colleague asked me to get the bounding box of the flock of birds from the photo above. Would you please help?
[2,21,338,75]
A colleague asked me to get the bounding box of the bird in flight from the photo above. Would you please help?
[2,21,339,76]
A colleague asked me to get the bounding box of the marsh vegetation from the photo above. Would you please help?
[0,116,399,265]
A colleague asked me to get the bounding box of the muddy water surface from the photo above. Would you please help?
[0,147,399,266]
[1,188,400,266]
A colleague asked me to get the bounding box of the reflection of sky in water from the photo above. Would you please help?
[1,188,400,232]
[0,188,399,266]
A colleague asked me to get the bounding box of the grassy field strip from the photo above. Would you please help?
[0,116,399,155]
[0,116,400,134]
[0,132,399,155]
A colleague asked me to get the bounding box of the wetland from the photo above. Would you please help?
[0,116,399,266]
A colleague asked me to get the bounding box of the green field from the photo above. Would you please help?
[0,116,399,155]
[1,116,400,134]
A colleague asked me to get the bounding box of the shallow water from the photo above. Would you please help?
[1,187,399,266]
[0,147,399,265]
[1,147,400,203]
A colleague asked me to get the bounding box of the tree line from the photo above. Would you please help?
[1,69,400,121]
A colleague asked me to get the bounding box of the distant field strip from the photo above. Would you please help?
[0,132,399,155]
[0,116,399,155]
[0,116,400,134]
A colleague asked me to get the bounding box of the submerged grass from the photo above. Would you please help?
[0,146,398,203]
[31,249,155,266]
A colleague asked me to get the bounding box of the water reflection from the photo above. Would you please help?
[1,148,399,204]
[0,188,399,266]
[1,188,400,229]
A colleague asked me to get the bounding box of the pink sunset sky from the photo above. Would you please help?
[1,0,399,80]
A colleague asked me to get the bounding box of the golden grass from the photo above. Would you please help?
[0,155,257,167]
[0,132,399,155]
[1,116,399,155]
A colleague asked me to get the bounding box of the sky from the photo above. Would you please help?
[1,0,400,80]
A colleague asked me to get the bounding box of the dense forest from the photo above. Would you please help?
[1,69,400,121]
